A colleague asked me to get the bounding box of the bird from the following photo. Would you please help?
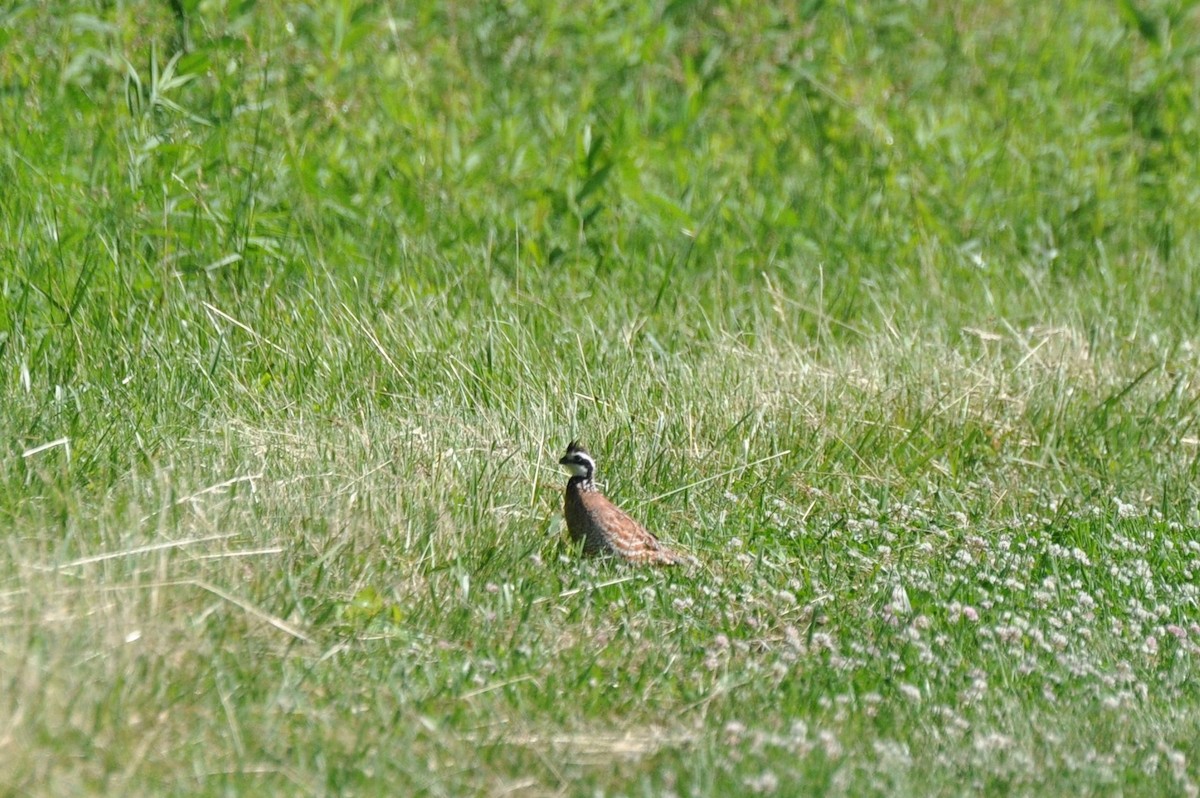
[558,441,694,566]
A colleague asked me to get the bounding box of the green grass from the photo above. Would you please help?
[3,0,1200,794]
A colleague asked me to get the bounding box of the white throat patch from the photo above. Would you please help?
[562,458,592,477]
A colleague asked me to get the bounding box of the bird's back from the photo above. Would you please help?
[564,482,691,565]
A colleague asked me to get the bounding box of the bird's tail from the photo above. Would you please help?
[652,547,700,567]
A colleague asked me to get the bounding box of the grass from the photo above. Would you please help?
[3,0,1200,794]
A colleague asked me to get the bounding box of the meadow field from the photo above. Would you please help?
[3,1,1200,794]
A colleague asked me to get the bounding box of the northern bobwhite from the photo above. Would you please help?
[558,441,693,566]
